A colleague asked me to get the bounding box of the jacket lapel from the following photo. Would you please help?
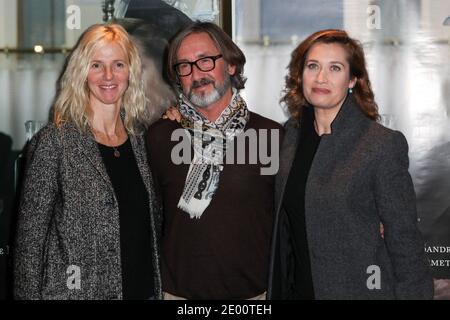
[275,118,300,214]
[68,124,115,193]
[307,94,367,184]
[129,134,153,197]
[67,123,153,197]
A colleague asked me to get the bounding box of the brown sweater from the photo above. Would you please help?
[147,112,283,299]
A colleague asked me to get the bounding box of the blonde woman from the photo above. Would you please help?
[13,24,162,300]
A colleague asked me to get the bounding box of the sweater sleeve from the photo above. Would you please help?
[374,131,434,299]
[13,125,60,300]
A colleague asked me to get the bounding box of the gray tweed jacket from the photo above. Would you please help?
[267,96,434,299]
[13,122,162,300]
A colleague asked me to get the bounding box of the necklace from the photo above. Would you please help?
[112,145,120,158]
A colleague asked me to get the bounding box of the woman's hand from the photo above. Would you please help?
[434,278,450,300]
[162,106,182,123]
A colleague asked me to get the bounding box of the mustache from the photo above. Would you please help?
[191,78,215,89]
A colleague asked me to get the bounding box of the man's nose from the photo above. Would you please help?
[190,63,205,79]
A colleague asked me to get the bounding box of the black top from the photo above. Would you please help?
[282,106,321,300]
[98,138,154,300]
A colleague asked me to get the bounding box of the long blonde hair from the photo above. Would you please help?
[53,23,149,135]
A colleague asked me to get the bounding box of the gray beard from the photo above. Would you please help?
[187,76,231,108]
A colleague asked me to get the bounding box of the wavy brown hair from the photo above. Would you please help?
[281,29,380,122]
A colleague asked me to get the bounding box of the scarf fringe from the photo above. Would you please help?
[177,198,208,219]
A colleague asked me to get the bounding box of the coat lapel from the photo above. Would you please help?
[66,124,115,193]
[307,94,367,184]
[129,132,163,299]
[66,123,153,198]
[275,118,300,214]
[129,134,153,197]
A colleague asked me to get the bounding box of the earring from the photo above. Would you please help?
[349,87,353,94]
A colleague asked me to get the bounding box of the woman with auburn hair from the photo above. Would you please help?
[13,23,162,300]
[267,29,433,299]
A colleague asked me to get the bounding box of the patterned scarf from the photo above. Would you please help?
[177,90,249,218]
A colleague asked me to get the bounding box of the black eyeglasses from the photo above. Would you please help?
[173,54,223,77]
